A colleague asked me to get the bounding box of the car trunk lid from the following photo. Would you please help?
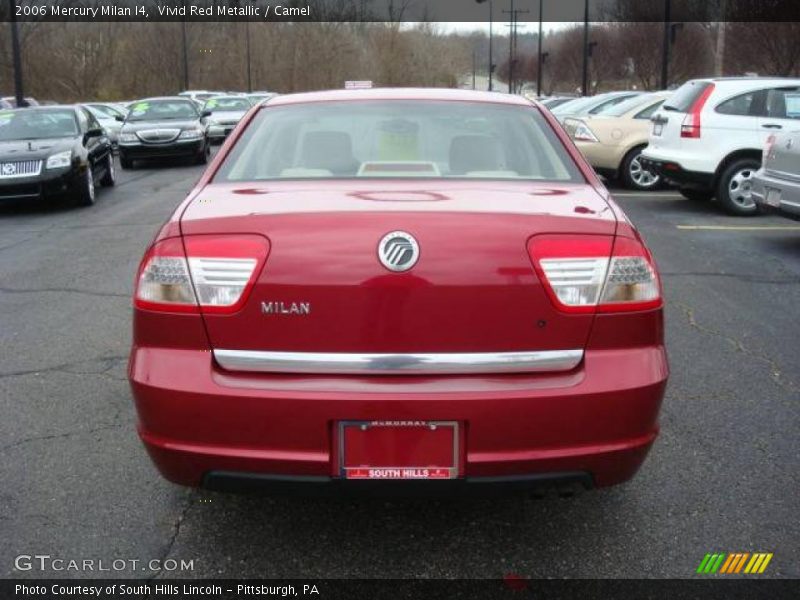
[180,181,616,363]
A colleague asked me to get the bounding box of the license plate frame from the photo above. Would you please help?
[338,421,460,480]
[766,187,782,207]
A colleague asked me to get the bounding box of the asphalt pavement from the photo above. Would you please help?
[1,157,798,579]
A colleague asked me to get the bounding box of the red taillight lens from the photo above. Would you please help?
[680,82,715,139]
[529,234,661,314]
[134,235,269,314]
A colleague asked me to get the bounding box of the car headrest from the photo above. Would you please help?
[301,130,357,175]
[449,135,503,175]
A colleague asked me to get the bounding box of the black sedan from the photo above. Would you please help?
[117,98,210,168]
[0,105,115,206]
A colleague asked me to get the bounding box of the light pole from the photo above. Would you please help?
[660,0,671,90]
[245,21,252,92]
[476,0,493,91]
[581,0,590,96]
[536,0,544,97]
[9,0,25,107]
[181,19,189,90]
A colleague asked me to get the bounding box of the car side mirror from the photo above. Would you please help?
[85,128,104,140]
[115,115,124,122]
[201,110,212,118]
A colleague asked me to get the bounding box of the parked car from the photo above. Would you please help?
[82,103,125,149]
[752,131,800,221]
[202,95,252,142]
[550,91,642,123]
[1,96,40,108]
[640,77,800,215]
[539,96,577,110]
[117,97,210,168]
[564,92,670,190]
[0,98,13,110]
[0,105,115,206]
[128,88,668,494]
[178,90,223,106]
[246,92,277,106]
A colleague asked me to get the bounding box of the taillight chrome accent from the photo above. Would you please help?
[134,235,269,314]
[529,234,662,313]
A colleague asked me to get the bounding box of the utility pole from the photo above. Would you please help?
[581,0,590,96]
[660,0,671,90]
[472,51,477,90]
[715,0,727,77]
[537,0,544,97]
[476,0,494,91]
[9,0,25,107]
[503,1,529,94]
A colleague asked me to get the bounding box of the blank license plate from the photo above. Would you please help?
[766,187,782,207]
[339,421,459,480]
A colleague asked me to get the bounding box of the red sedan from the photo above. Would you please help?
[129,88,668,495]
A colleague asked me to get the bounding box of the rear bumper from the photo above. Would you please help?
[638,156,713,190]
[130,343,668,492]
[752,169,800,221]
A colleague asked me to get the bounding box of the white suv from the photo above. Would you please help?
[640,77,800,215]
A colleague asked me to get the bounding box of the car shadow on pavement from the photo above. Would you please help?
[169,485,641,577]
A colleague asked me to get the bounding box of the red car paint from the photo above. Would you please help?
[129,89,668,491]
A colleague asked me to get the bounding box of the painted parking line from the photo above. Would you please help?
[676,225,800,231]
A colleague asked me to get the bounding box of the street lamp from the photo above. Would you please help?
[476,0,493,91]
[537,0,544,97]
[8,0,26,107]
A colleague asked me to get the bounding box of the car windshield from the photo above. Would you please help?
[126,100,198,121]
[596,94,658,117]
[0,109,78,141]
[205,97,251,112]
[215,100,582,182]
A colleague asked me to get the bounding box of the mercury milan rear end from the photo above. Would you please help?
[129,89,668,495]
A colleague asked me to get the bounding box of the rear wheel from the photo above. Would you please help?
[74,166,96,207]
[100,154,115,187]
[716,158,760,216]
[679,188,713,202]
[621,146,660,191]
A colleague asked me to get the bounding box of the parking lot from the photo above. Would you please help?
[0,154,798,579]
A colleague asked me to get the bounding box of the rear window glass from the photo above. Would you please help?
[596,94,655,117]
[214,101,583,182]
[663,81,713,112]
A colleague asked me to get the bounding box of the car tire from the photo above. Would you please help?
[679,188,713,202]
[620,146,660,191]
[195,142,210,165]
[74,166,96,207]
[120,155,134,169]
[100,154,116,187]
[716,158,761,216]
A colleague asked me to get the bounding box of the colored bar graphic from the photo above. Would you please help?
[698,552,773,575]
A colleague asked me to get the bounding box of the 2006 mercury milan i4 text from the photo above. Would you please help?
[128,88,669,495]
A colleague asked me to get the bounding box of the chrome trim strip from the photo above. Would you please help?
[213,348,583,375]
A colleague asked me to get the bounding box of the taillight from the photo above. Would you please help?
[529,234,661,314]
[134,235,269,314]
[680,83,715,139]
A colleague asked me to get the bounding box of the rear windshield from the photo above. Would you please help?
[663,81,713,112]
[598,94,658,117]
[214,101,583,182]
[0,109,78,140]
